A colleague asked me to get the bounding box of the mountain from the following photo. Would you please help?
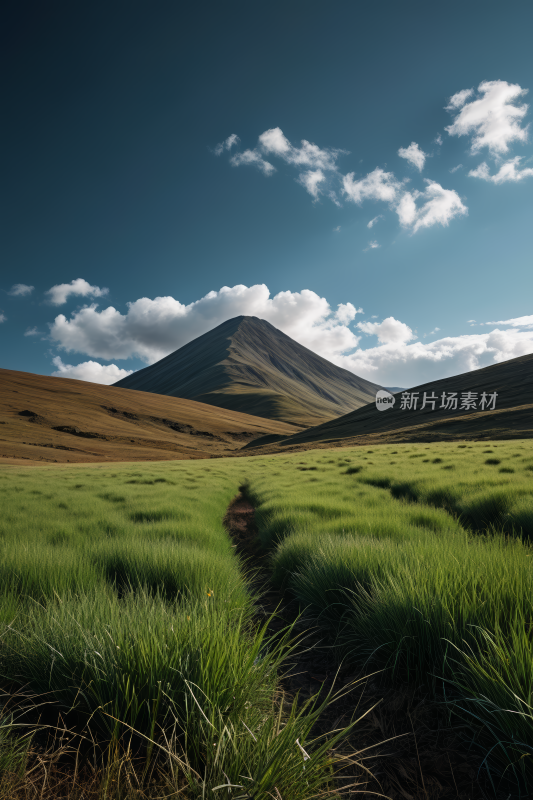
[0,369,298,465]
[243,352,533,452]
[114,316,383,426]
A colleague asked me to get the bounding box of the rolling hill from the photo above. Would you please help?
[0,369,298,465]
[114,316,383,426]
[243,351,533,453]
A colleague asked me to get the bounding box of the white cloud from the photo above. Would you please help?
[333,225,341,232]
[297,169,325,199]
[364,240,380,251]
[229,149,275,176]
[357,316,415,345]
[367,214,383,228]
[51,356,134,384]
[398,141,427,171]
[483,314,533,328]
[343,167,402,205]
[335,326,533,387]
[48,285,363,365]
[468,156,533,183]
[8,283,34,297]
[449,164,463,173]
[45,278,109,306]
[335,303,362,324]
[396,180,468,233]
[434,133,443,146]
[24,327,42,336]
[446,88,474,110]
[258,127,345,172]
[213,134,240,155]
[229,127,346,200]
[446,80,529,156]
[0,313,6,323]
[47,287,533,389]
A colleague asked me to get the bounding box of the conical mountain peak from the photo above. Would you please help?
[115,316,383,425]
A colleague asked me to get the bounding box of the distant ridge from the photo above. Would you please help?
[114,316,383,426]
[243,351,533,451]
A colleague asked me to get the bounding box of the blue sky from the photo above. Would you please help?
[2,0,532,388]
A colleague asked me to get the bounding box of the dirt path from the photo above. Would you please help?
[224,493,497,800]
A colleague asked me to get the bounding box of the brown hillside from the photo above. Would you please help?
[0,369,298,465]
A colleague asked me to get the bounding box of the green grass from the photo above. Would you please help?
[245,439,533,790]
[0,459,355,798]
[2,439,533,794]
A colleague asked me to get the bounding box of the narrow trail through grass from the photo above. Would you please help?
[223,491,492,800]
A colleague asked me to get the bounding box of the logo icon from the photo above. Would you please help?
[375,389,395,412]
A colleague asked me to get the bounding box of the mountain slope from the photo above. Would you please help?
[244,352,533,452]
[114,316,383,426]
[0,369,298,465]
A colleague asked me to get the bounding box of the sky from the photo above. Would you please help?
[1,0,533,389]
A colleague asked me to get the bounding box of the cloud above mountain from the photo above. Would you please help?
[446,80,529,156]
[213,79,531,239]
[469,156,533,183]
[51,356,133,384]
[8,283,34,297]
[47,283,533,389]
[45,278,109,306]
[398,142,427,171]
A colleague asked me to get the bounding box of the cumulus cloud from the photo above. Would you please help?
[258,127,345,171]
[367,215,383,228]
[46,283,533,387]
[468,156,533,183]
[434,133,443,145]
[446,80,530,156]
[8,283,34,297]
[483,314,533,328]
[24,327,42,336]
[335,327,533,387]
[45,278,109,306]
[213,134,240,155]
[227,127,347,201]
[48,285,363,365]
[230,149,275,176]
[364,240,380,251]
[51,356,134,384]
[343,167,402,205]
[357,316,415,344]
[398,141,427,171]
[396,180,468,233]
[446,88,474,110]
[335,303,362,324]
[297,169,325,199]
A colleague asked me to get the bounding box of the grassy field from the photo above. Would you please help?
[0,460,356,799]
[1,439,533,796]
[247,439,533,792]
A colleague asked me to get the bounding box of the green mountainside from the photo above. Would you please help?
[114,316,383,426]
